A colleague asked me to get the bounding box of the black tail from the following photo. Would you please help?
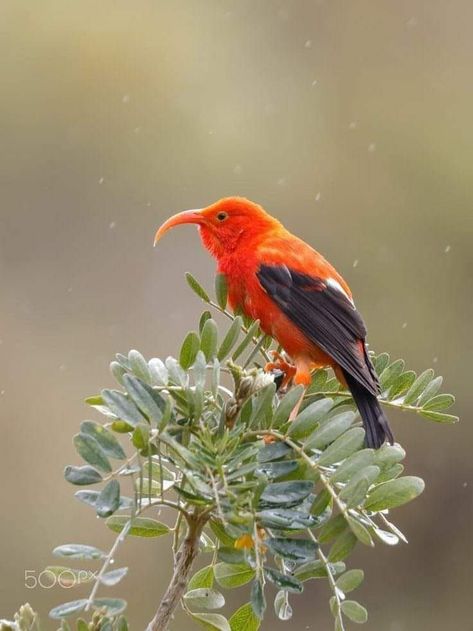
[342,370,394,449]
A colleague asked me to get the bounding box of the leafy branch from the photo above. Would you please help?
[5,273,456,631]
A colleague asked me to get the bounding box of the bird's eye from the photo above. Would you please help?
[216,211,228,222]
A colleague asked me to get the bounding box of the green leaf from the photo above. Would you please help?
[373,352,390,374]
[229,603,261,631]
[101,389,144,427]
[331,449,375,484]
[215,274,228,310]
[128,350,151,383]
[123,375,163,422]
[53,544,105,560]
[214,563,255,588]
[341,600,368,624]
[328,529,357,562]
[259,481,313,507]
[100,567,128,586]
[419,410,459,423]
[64,465,103,485]
[388,370,416,399]
[186,272,211,303]
[422,393,455,411]
[218,317,242,361]
[257,508,316,530]
[184,589,225,610]
[364,476,425,511]
[250,383,276,429]
[110,361,126,386]
[180,331,201,369]
[201,319,219,361]
[318,514,347,544]
[264,567,303,593]
[346,517,374,546]
[339,466,380,508]
[73,433,112,473]
[188,565,215,590]
[76,619,89,631]
[149,357,169,386]
[402,369,434,404]
[336,569,364,593]
[116,616,128,631]
[305,411,355,450]
[417,375,443,406]
[258,441,292,463]
[232,320,261,361]
[49,600,87,620]
[191,612,230,631]
[96,479,121,518]
[106,515,170,537]
[257,460,299,480]
[209,520,236,546]
[288,399,333,440]
[217,547,247,565]
[274,591,292,621]
[317,427,365,466]
[294,560,346,581]
[273,386,305,428]
[374,444,405,467]
[92,598,127,616]
[379,359,405,391]
[80,422,126,460]
[266,537,317,562]
[376,463,404,483]
[250,580,265,618]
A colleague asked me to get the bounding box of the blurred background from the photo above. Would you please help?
[1,0,472,629]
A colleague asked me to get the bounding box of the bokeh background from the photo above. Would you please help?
[1,1,472,629]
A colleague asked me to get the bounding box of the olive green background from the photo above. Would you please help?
[1,1,472,629]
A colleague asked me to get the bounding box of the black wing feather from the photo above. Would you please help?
[257,264,379,396]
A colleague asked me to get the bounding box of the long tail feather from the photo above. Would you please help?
[342,370,394,449]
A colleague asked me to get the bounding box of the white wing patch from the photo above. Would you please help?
[326,278,355,306]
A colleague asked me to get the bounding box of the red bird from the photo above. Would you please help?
[155,197,394,448]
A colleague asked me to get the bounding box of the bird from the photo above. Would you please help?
[154,196,394,449]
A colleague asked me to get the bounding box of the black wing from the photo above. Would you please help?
[257,264,380,396]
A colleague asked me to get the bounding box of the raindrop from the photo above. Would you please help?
[59,364,67,372]
[233,164,242,175]
[304,40,312,48]
[122,94,130,104]
[406,17,418,29]
[98,177,104,184]
[134,127,141,133]
[110,559,115,564]
[67,287,73,293]
[208,130,215,135]
[315,192,321,202]
[311,80,318,86]
[109,221,116,230]
[444,245,451,253]
[368,143,376,152]
[1,390,5,396]
[349,121,358,130]
[353,259,359,268]
[463,482,468,488]
[432,357,438,363]
[402,322,407,329]
[277,177,286,186]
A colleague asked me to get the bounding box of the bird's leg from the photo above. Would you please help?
[288,357,313,421]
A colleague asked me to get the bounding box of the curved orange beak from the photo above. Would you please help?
[153,209,204,246]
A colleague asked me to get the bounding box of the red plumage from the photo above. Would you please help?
[155,197,393,448]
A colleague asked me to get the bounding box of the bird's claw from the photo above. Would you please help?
[265,351,297,391]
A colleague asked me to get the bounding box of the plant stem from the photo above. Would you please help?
[146,512,207,631]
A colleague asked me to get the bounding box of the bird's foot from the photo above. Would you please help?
[264,351,297,390]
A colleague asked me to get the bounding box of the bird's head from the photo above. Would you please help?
[154,197,282,259]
